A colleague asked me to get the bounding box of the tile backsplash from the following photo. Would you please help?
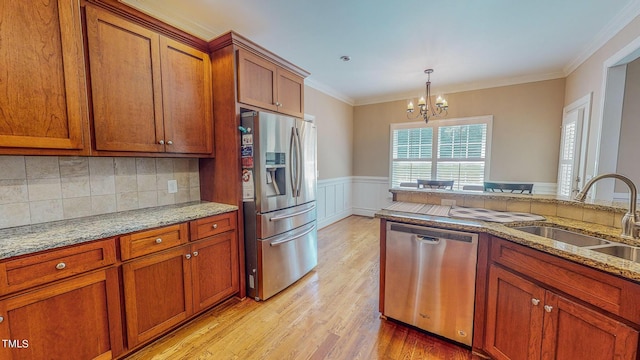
[0,156,201,229]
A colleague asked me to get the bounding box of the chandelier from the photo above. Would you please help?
[406,69,449,123]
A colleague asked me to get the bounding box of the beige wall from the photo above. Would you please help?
[353,79,566,182]
[616,57,640,191]
[304,86,354,180]
[565,15,640,181]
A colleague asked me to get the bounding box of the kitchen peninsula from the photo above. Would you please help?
[377,188,640,359]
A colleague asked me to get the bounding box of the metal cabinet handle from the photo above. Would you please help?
[193,251,199,257]
[159,140,165,145]
[275,101,281,107]
[185,254,192,260]
[544,305,553,313]
[167,140,173,145]
[212,224,218,229]
[155,238,162,244]
[531,298,540,306]
[56,262,66,270]
[0,316,3,323]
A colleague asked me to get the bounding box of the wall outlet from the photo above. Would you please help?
[441,199,456,206]
[168,180,178,194]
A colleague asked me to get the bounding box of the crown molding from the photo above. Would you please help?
[353,71,566,106]
[119,0,223,40]
[563,0,640,76]
[304,77,355,106]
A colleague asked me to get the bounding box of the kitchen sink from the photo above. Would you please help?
[590,245,640,263]
[513,226,612,247]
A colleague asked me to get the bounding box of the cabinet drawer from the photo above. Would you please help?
[190,212,237,241]
[0,239,116,296]
[120,223,189,260]
[491,237,640,324]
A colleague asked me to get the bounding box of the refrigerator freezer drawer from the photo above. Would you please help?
[257,201,316,239]
[256,221,317,300]
[384,222,478,346]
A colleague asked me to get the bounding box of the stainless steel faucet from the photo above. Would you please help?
[574,173,640,239]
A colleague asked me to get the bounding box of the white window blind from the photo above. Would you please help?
[390,116,492,190]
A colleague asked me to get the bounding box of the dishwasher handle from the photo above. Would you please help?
[416,235,441,245]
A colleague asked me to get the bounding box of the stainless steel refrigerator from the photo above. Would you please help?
[240,110,317,301]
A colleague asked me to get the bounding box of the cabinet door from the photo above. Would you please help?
[541,292,639,360]
[160,37,213,154]
[485,265,545,360]
[237,49,278,112]
[85,6,164,153]
[191,231,239,312]
[276,68,304,118]
[0,0,86,151]
[0,268,123,360]
[122,246,193,347]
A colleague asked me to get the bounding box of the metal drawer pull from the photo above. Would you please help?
[193,251,199,257]
[185,254,192,260]
[0,316,3,323]
[270,205,316,221]
[167,140,173,145]
[531,298,540,306]
[56,262,66,270]
[159,140,165,145]
[155,238,162,244]
[270,225,316,246]
[544,305,553,313]
[212,224,218,229]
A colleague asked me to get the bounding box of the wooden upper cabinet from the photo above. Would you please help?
[237,49,304,118]
[160,38,213,154]
[276,68,305,118]
[86,6,164,153]
[85,6,213,155]
[0,0,87,153]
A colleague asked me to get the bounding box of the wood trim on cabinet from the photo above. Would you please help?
[379,219,386,314]
[208,31,310,78]
[472,233,490,352]
[83,0,209,51]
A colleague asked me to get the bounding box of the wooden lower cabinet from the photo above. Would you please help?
[485,264,639,360]
[191,233,239,312]
[122,246,193,348]
[0,268,123,360]
[123,230,239,349]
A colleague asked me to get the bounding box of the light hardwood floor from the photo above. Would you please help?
[126,216,477,360]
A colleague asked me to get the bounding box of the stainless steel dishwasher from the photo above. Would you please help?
[383,221,479,346]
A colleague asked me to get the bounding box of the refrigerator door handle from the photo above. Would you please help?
[295,127,302,197]
[269,204,316,221]
[289,127,297,196]
[270,224,316,246]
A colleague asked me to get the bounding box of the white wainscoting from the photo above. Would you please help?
[352,176,394,217]
[316,176,558,229]
[317,177,353,229]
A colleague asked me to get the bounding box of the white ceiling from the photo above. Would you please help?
[122,0,640,105]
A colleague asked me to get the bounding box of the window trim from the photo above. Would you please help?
[389,115,493,189]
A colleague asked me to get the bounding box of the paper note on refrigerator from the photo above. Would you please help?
[242,169,255,202]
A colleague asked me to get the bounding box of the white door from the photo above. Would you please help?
[557,94,590,198]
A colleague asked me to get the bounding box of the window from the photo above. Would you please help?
[390,116,492,190]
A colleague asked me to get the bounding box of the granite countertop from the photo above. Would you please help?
[375,208,640,283]
[0,201,238,260]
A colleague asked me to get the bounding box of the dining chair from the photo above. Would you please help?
[483,182,533,194]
